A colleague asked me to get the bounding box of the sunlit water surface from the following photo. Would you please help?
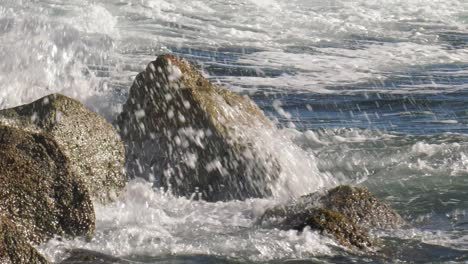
[1,0,468,262]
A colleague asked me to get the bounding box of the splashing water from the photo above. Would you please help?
[1,0,468,262]
[40,179,337,262]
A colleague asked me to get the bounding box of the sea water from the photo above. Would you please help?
[1,0,468,262]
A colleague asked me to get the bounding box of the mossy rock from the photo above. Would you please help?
[320,186,404,229]
[0,217,50,264]
[0,125,95,244]
[305,209,372,249]
[0,94,126,202]
[259,185,404,249]
[117,55,280,201]
[260,205,372,249]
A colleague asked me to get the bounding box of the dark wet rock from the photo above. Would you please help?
[0,94,126,202]
[60,249,125,264]
[259,185,404,249]
[260,203,373,249]
[302,208,372,249]
[0,217,49,264]
[117,54,280,201]
[0,125,95,244]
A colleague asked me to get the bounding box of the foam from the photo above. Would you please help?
[2,0,468,261]
[229,42,468,93]
[39,179,335,262]
[0,3,121,119]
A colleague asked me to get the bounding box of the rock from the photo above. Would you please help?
[0,217,49,264]
[60,249,124,264]
[302,208,372,249]
[0,94,126,202]
[259,201,373,249]
[0,125,95,244]
[259,185,403,249]
[117,54,280,201]
[320,185,404,229]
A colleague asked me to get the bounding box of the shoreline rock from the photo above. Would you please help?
[0,124,99,263]
[0,94,126,202]
[0,217,49,264]
[0,125,95,244]
[320,185,404,229]
[117,55,280,201]
[259,185,404,249]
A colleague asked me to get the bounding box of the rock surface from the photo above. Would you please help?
[301,208,372,249]
[117,54,280,201]
[60,249,125,264]
[320,185,404,229]
[0,217,49,264]
[259,185,404,249]
[0,94,126,202]
[0,125,95,244]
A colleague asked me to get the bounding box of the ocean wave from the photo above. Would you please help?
[39,179,335,262]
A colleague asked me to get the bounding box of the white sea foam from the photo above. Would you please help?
[39,179,335,262]
[281,128,468,185]
[2,0,468,262]
[68,4,118,36]
[239,126,338,199]
[37,127,468,261]
[1,0,467,116]
[228,42,468,93]
[0,7,118,118]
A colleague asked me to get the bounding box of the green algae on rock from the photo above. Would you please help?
[304,208,372,249]
[0,125,95,244]
[259,185,403,249]
[260,205,372,249]
[0,217,49,264]
[117,55,280,201]
[0,94,126,202]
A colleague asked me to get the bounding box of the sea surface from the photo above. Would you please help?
[1,0,468,263]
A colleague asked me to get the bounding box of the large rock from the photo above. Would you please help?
[0,125,95,244]
[0,217,49,264]
[117,54,280,201]
[259,186,404,249]
[0,94,126,202]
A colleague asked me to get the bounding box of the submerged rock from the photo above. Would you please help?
[0,125,95,244]
[60,249,124,264]
[0,217,49,264]
[0,94,126,202]
[259,185,403,249]
[117,54,280,201]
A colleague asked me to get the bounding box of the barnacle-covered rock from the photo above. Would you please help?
[0,217,49,264]
[117,54,280,201]
[303,208,372,249]
[0,94,126,202]
[0,125,95,244]
[259,185,403,249]
[320,185,404,229]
